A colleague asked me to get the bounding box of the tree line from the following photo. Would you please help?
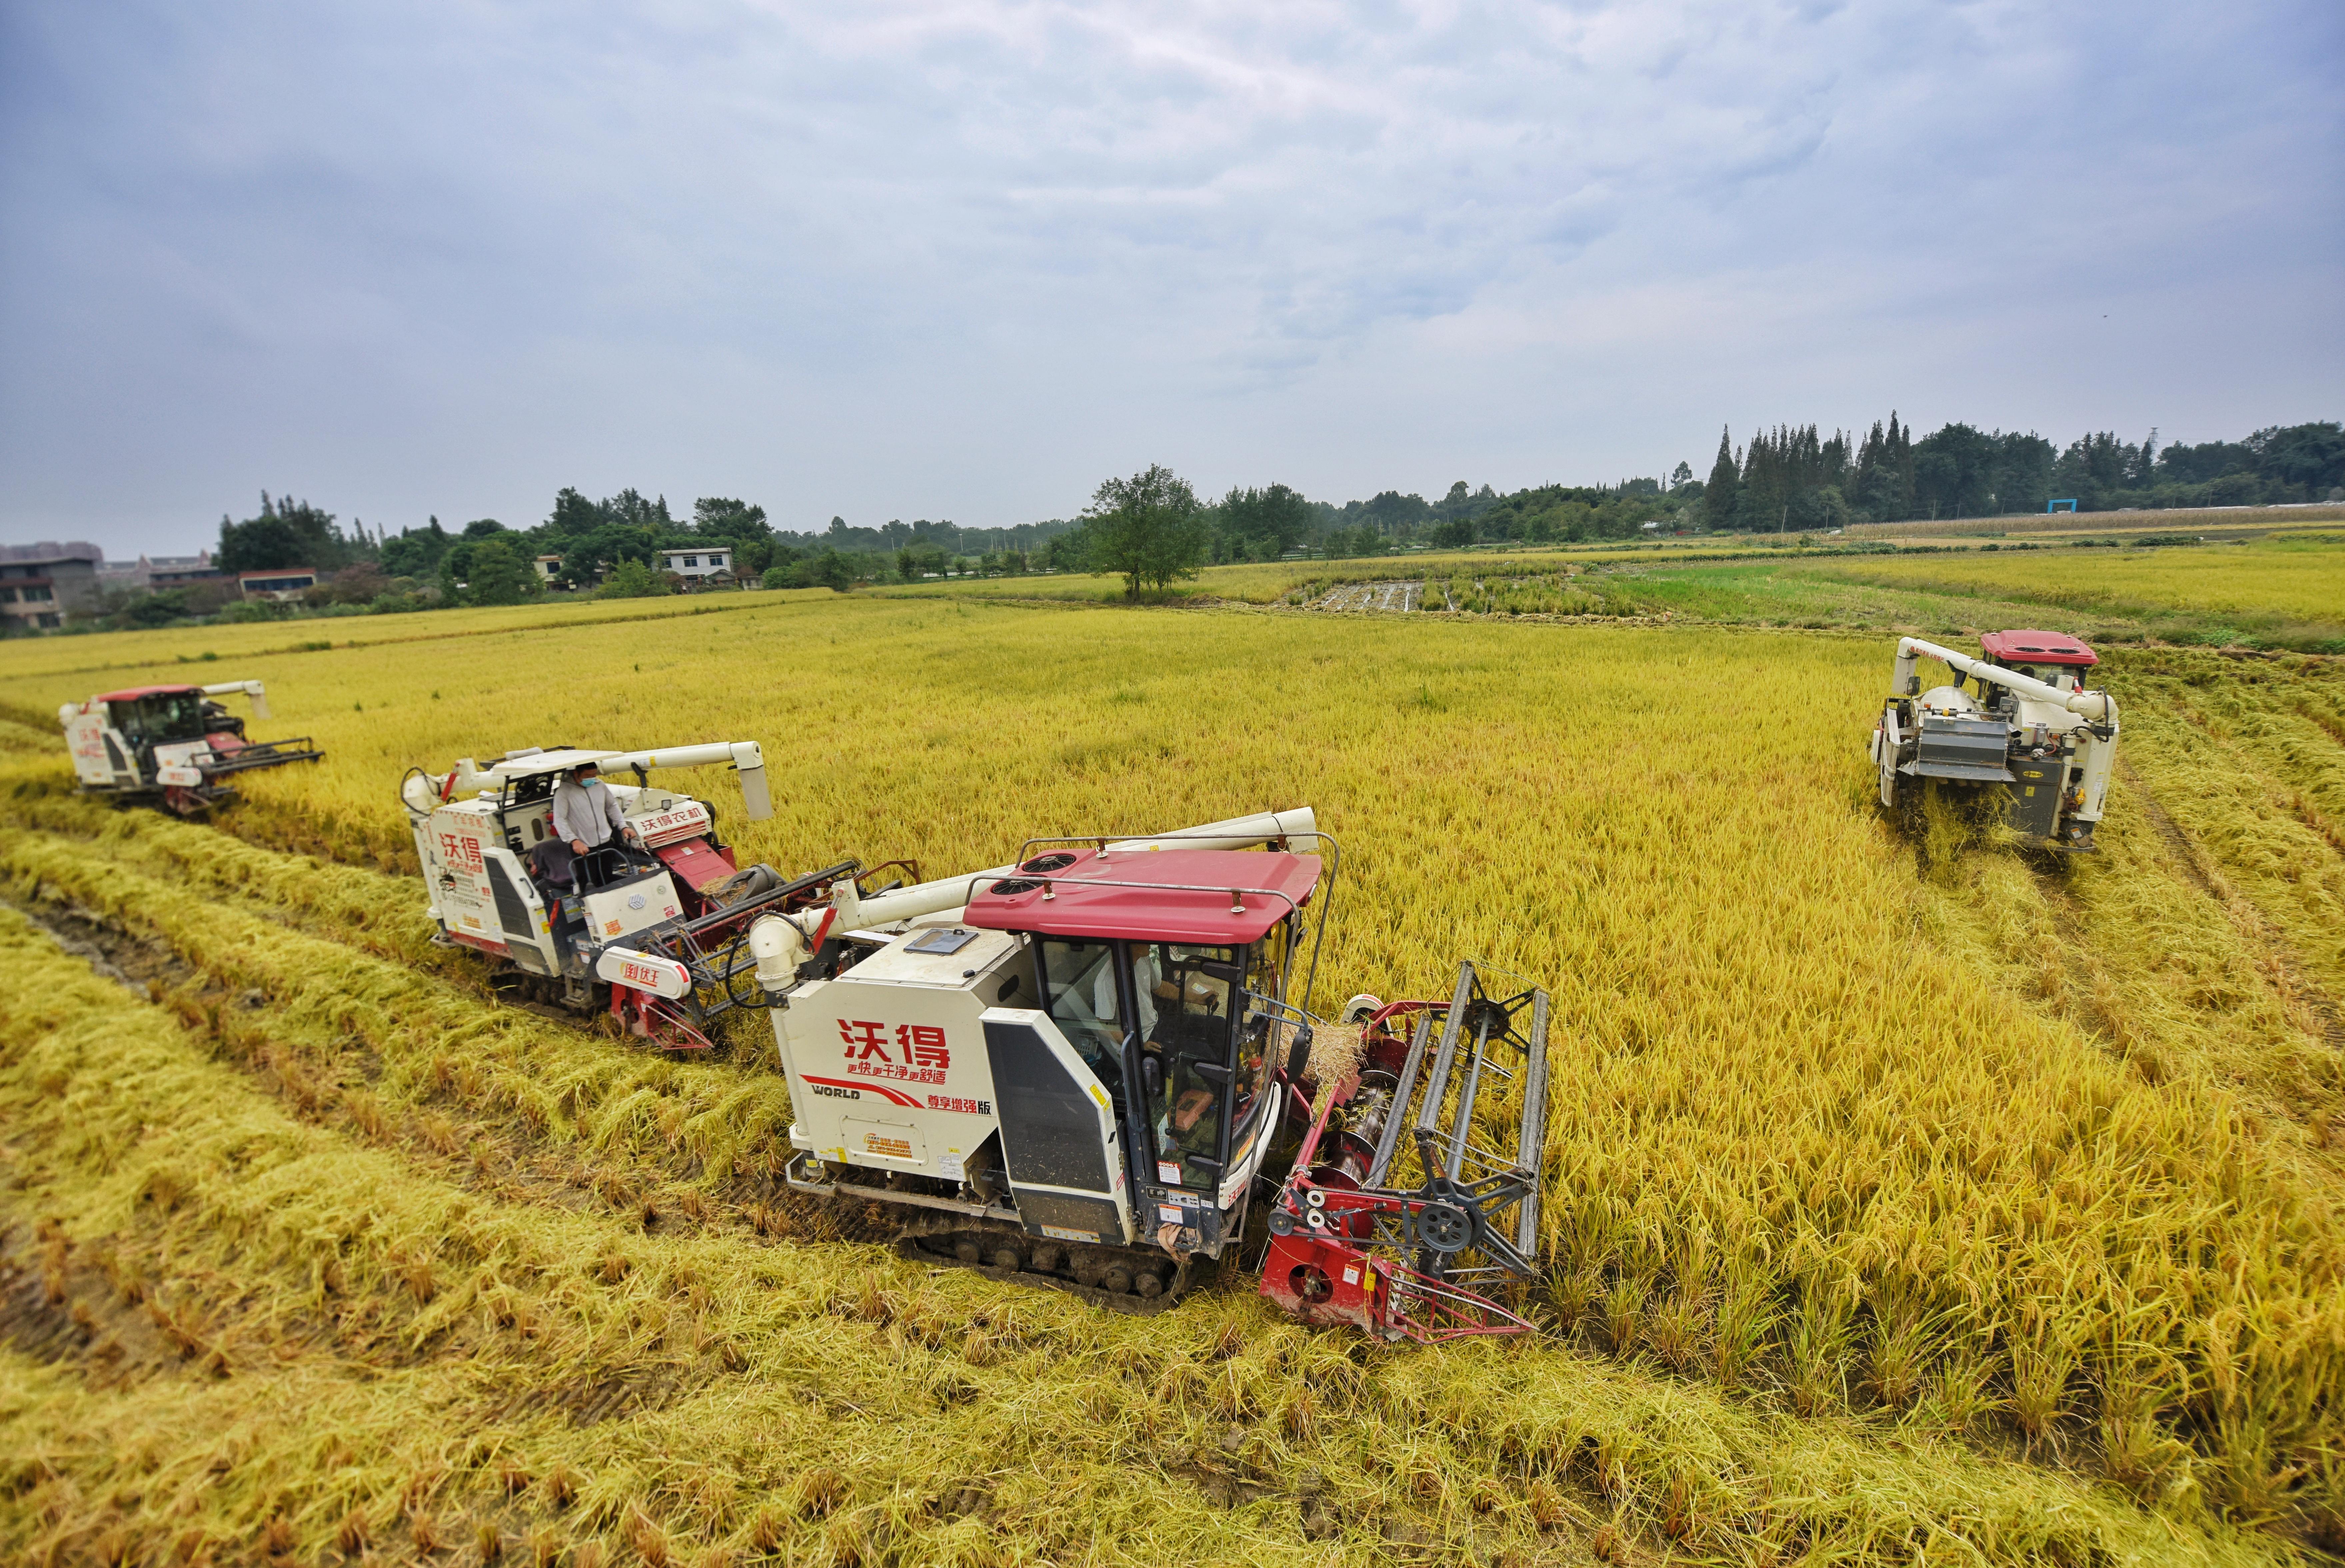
[163,473,1678,625]
[69,409,2344,629]
[1701,417,2345,530]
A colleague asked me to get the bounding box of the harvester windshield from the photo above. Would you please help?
[1037,933,1280,1185]
[111,690,207,745]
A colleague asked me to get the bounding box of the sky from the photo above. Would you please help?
[2,0,2339,556]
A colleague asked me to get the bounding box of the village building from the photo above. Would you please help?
[659,546,736,588]
[0,541,104,631]
[238,567,321,602]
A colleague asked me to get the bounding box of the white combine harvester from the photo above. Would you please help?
[1869,630,2121,850]
[742,809,1329,1303]
[399,741,866,1045]
[60,680,322,815]
[738,809,1552,1334]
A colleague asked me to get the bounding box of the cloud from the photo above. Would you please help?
[1,0,2338,550]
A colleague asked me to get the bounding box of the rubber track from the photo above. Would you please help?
[890,1213,1202,1318]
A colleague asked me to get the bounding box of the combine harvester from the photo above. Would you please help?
[742,810,1551,1334]
[59,680,322,815]
[1869,630,2121,850]
[400,759,1555,1335]
[399,741,889,1046]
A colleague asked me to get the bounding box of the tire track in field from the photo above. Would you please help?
[2166,695,2345,863]
[0,1218,352,1389]
[0,911,832,1446]
[2119,757,2345,1050]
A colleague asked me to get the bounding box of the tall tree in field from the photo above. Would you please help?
[1080,464,1209,597]
[218,492,354,571]
[439,534,539,606]
[1702,428,1740,530]
[1219,482,1314,560]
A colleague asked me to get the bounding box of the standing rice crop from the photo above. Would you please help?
[3,587,2342,1554]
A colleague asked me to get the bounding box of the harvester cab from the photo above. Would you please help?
[400,741,835,1045]
[761,809,1332,1310]
[59,680,322,815]
[1869,631,2119,850]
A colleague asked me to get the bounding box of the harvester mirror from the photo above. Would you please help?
[1284,1023,1315,1085]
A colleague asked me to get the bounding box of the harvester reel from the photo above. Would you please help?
[1262,962,1553,1341]
[1411,1195,1476,1255]
[1875,703,1903,810]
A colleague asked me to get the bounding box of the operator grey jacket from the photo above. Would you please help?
[551,776,626,848]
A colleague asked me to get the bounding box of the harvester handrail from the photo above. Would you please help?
[952,869,1308,919]
[1011,825,1340,871]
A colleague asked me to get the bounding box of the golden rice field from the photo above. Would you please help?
[2,574,2342,1565]
[886,532,2345,652]
[1845,507,2345,540]
[1805,536,2345,641]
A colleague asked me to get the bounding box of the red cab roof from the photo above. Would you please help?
[94,684,203,702]
[964,847,1319,945]
[1979,630,2097,667]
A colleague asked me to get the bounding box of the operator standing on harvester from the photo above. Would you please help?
[553,761,635,858]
